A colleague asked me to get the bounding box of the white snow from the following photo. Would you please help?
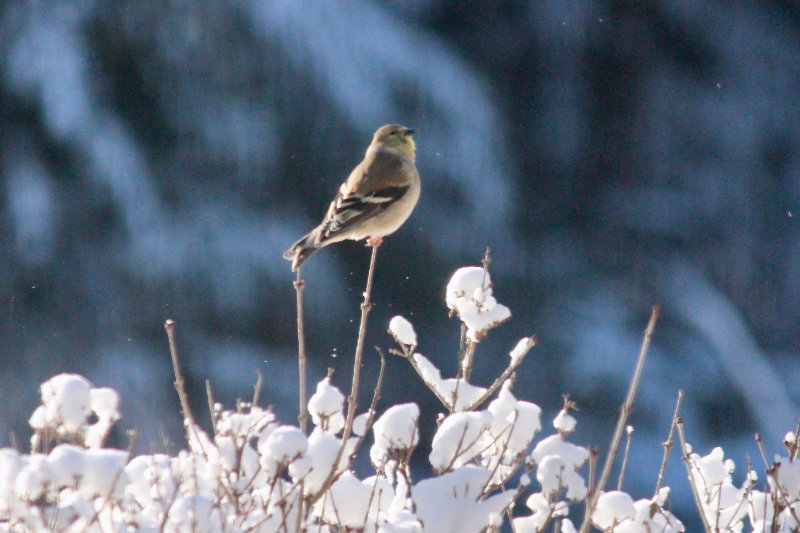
[259,425,308,477]
[371,403,420,467]
[429,411,491,471]
[553,409,577,433]
[35,374,92,434]
[289,428,356,494]
[389,315,417,347]
[412,352,486,411]
[353,411,371,436]
[413,466,515,533]
[485,383,542,461]
[509,337,533,365]
[89,387,120,421]
[308,377,345,434]
[317,472,394,528]
[445,267,511,341]
[531,434,589,468]
[592,491,636,530]
[512,492,568,532]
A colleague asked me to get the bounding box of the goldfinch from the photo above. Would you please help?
[283,124,420,271]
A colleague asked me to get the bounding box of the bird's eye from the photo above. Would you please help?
[390,130,398,135]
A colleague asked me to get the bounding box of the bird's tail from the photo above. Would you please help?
[283,231,320,271]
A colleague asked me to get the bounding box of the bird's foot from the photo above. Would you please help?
[366,235,384,247]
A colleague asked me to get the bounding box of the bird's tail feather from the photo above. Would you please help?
[283,232,320,271]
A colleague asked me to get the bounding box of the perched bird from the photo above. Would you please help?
[283,124,420,271]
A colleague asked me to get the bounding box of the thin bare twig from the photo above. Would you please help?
[343,244,379,444]
[790,418,800,461]
[617,425,634,491]
[309,243,380,505]
[461,248,492,382]
[579,305,660,533]
[165,319,208,457]
[654,389,684,496]
[676,418,714,533]
[205,379,217,434]
[293,268,308,434]
[253,369,263,407]
[397,334,536,413]
[766,461,800,527]
[348,346,388,463]
[755,433,770,469]
[400,351,455,408]
[466,335,536,411]
[585,447,598,522]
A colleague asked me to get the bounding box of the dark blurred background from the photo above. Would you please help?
[1,0,798,527]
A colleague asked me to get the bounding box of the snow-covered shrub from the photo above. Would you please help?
[0,261,794,532]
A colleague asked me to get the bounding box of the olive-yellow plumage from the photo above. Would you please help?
[283,124,420,271]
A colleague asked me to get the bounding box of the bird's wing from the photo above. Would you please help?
[317,182,409,242]
[316,151,413,243]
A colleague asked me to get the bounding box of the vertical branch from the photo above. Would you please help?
[344,244,380,445]
[164,320,207,456]
[309,244,380,505]
[654,389,684,496]
[205,379,217,434]
[252,369,263,407]
[790,418,800,461]
[462,248,492,382]
[677,419,714,533]
[579,305,660,533]
[166,319,195,427]
[294,268,308,434]
[617,425,633,491]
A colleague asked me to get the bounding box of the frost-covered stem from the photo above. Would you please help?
[293,268,308,434]
[480,247,492,298]
[507,461,536,533]
[721,479,755,532]
[363,469,386,528]
[585,447,598,522]
[403,353,454,408]
[165,319,208,457]
[461,339,477,382]
[296,481,305,531]
[85,434,137,529]
[252,370,263,408]
[159,473,184,531]
[791,418,800,461]
[480,411,519,495]
[617,426,633,490]
[655,389,684,496]
[205,379,217,434]
[466,335,536,411]
[676,419,714,533]
[579,305,660,533]
[441,421,475,473]
[766,461,800,526]
[460,248,491,382]
[458,322,468,367]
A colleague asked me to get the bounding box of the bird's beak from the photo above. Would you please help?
[404,128,417,137]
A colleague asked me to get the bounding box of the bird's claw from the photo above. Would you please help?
[366,236,384,247]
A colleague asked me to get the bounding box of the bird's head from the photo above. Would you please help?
[371,124,416,160]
